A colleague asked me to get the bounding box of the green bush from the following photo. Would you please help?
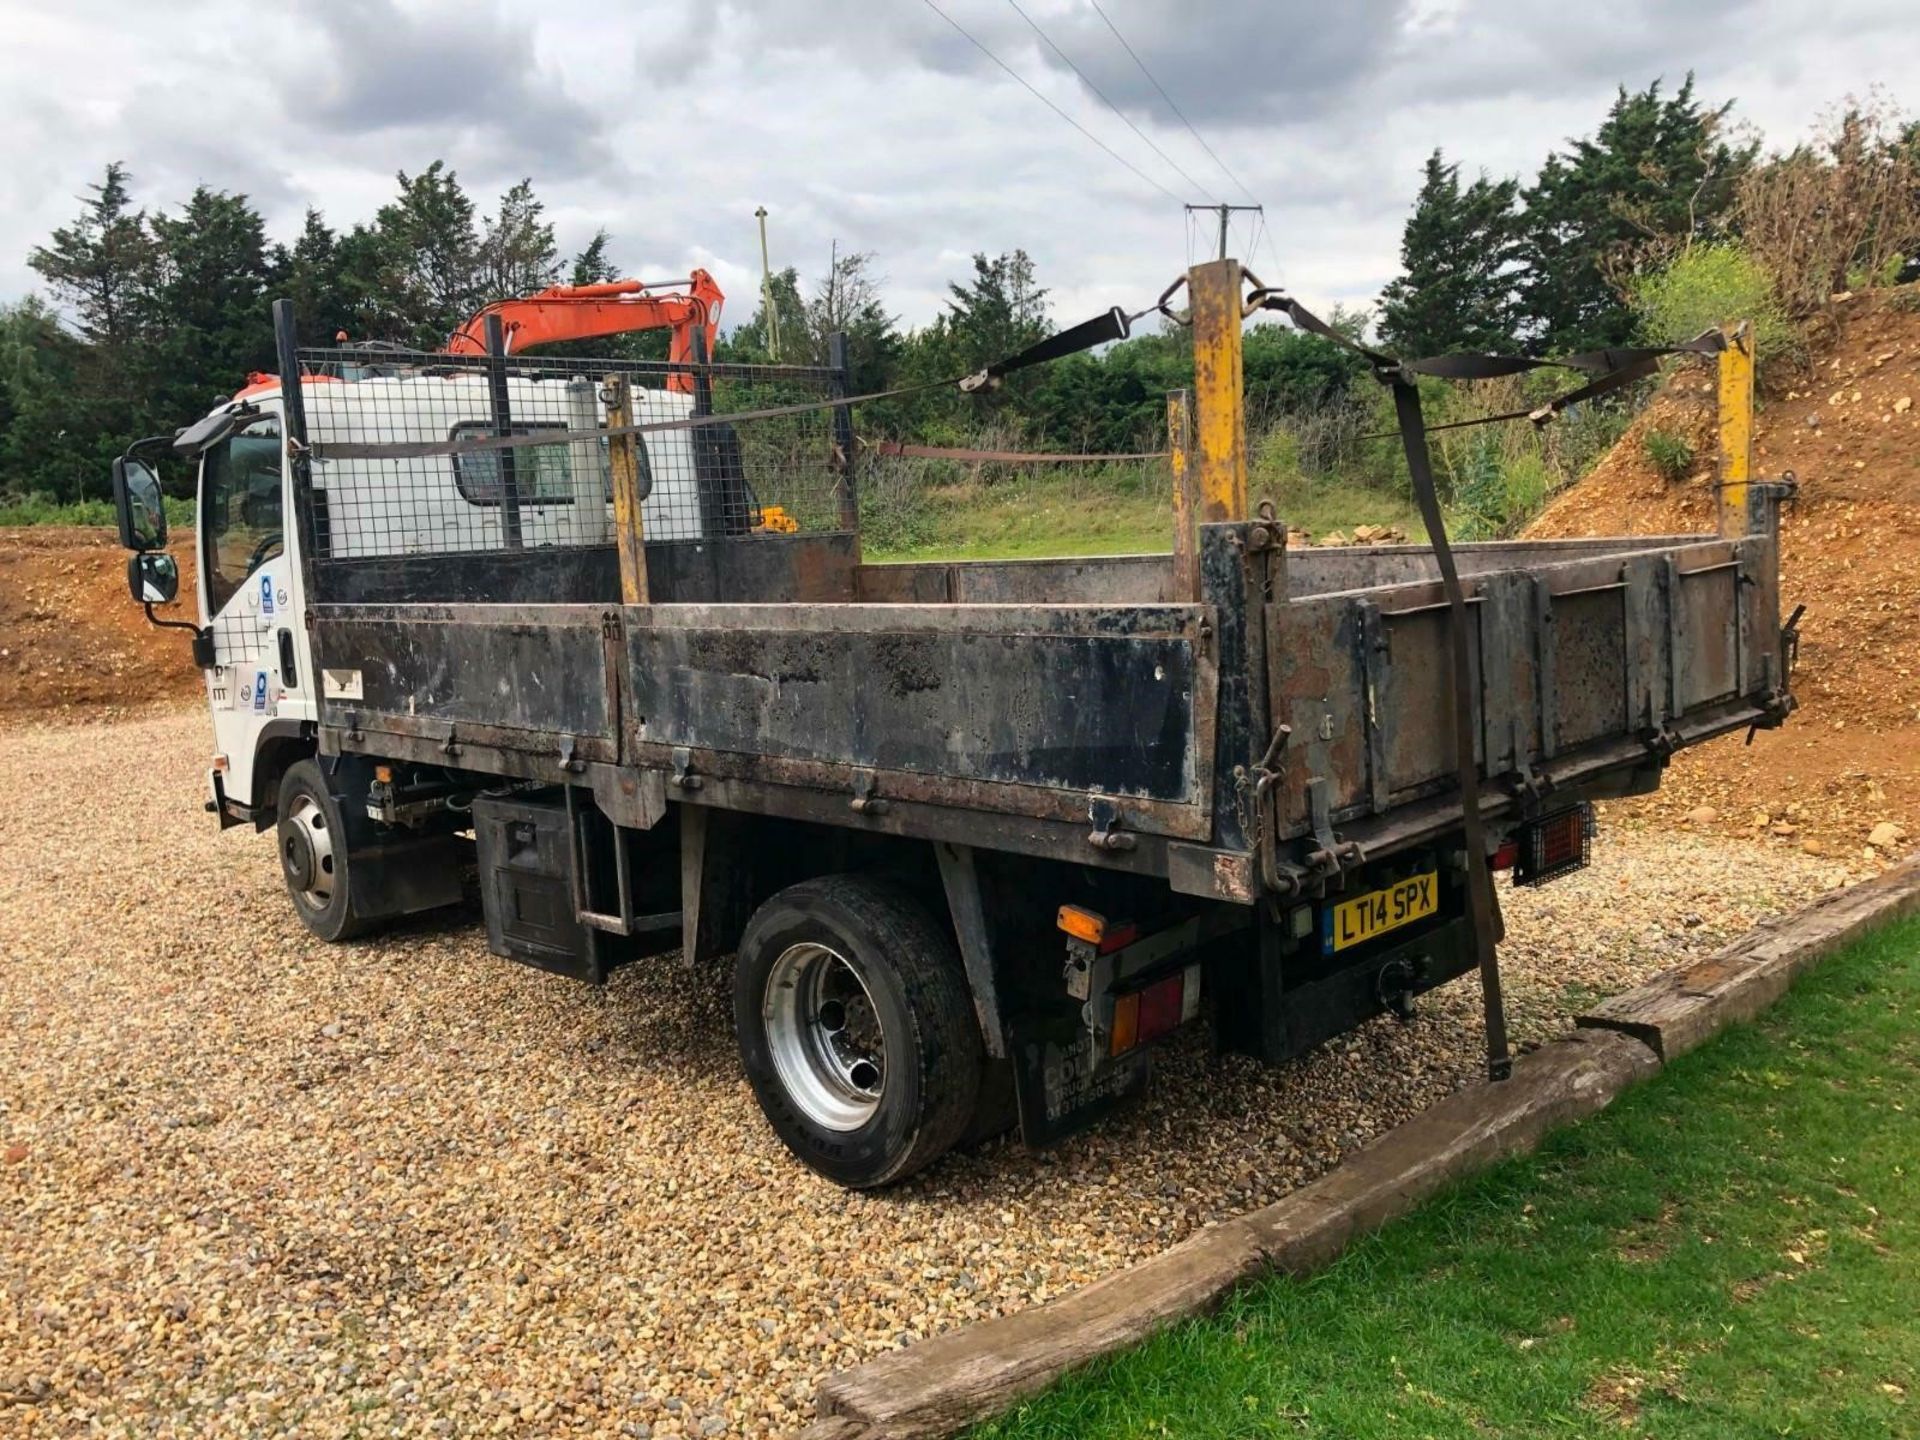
[1633,243,1798,367]
[1846,255,1908,292]
[1642,428,1695,483]
[1446,438,1555,541]
[0,492,196,528]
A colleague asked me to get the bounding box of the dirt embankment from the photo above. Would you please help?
[1529,288,1920,862]
[0,526,202,721]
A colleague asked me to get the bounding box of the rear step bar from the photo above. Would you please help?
[562,784,682,937]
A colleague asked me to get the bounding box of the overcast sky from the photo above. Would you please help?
[2,0,1917,334]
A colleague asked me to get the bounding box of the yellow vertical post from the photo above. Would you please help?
[1716,321,1754,537]
[1167,388,1197,599]
[604,374,650,604]
[1188,258,1248,526]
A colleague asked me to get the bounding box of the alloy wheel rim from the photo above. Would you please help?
[282,793,337,910]
[762,942,886,1131]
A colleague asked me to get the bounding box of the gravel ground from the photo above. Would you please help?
[0,710,1859,1438]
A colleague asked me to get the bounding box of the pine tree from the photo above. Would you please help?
[804,250,900,392]
[147,187,276,421]
[0,298,96,502]
[1377,150,1521,358]
[332,221,409,345]
[568,229,619,287]
[25,163,161,484]
[28,162,156,350]
[944,250,1048,369]
[274,208,352,343]
[476,179,560,302]
[1517,76,1751,351]
[726,265,806,364]
[372,162,480,346]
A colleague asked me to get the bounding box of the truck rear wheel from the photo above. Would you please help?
[277,759,376,943]
[733,876,982,1189]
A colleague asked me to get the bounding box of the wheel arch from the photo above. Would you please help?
[249,720,318,827]
[677,808,1022,1059]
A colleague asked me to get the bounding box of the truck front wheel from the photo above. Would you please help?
[734,876,982,1188]
[277,759,376,943]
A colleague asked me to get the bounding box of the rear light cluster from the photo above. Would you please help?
[1109,963,1201,1058]
[1512,803,1595,887]
[1057,904,1138,954]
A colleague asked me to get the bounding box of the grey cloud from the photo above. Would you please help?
[718,0,1411,127]
[0,0,1915,324]
[1378,0,1757,111]
[296,1,618,180]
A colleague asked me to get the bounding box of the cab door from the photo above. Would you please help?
[197,409,312,814]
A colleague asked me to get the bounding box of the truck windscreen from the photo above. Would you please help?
[202,417,283,614]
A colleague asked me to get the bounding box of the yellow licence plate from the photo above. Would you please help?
[1323,871,1439,954]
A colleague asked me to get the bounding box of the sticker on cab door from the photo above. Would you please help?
[252,668,271,714]
[260,574,274,615]
[322,668,364,701]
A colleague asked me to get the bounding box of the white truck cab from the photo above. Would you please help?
[113,368,704,828]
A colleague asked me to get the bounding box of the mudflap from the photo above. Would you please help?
[1218,909,1476,1065]
[354,833,470,921]
[1008,1018,1152,1148]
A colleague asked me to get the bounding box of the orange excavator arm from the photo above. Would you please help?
[444,270,725,394]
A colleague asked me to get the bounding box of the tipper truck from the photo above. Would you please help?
[111,259,1797,1187]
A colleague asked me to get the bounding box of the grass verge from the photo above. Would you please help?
[975,914,1920,1439]
[0,494,196,528]
[861,466,1422,563]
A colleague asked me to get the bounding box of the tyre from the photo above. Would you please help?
[734,876,983,1188]
[276,758,376,943]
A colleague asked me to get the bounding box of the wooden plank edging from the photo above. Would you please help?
[1576,854,1920,1059]
[807,1030,1653,1440]
[800,856,1920,1440]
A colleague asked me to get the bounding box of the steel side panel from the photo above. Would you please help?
[1266,597,1368,835]
[1676,563,1740,709]
[1551,587,1629,751]
[624,603,1217,839]
[1375,603,1486,797]
[310,604,615,752]
[1263,535,1782,842]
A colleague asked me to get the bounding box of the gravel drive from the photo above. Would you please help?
[0,710,1858,1437]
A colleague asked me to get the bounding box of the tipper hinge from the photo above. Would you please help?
[668,747,702,791]
[1301,776,1364,888]
[849,770,889,816]
[1087,797,1135,852]
[1639,724,1683,762]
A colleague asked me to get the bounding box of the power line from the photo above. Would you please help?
[1002,0,1219,204]
[919,0,1181,204]
[1086,0,1259,206]
[1086,0,1285,281]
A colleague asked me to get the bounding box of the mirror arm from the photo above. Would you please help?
[124,434,176,461]
[142,604,203,637]
[142,605,215,668]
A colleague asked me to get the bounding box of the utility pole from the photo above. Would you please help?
[1185,202,1263,261]
[754,205,781,361]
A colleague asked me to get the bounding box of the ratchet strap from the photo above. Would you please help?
[958,306,1142,393]
[1387,372,1512,1080]
[1244,288,1725,1084]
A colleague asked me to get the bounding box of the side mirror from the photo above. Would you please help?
[127,551,180,606]
[112,456,167,551]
